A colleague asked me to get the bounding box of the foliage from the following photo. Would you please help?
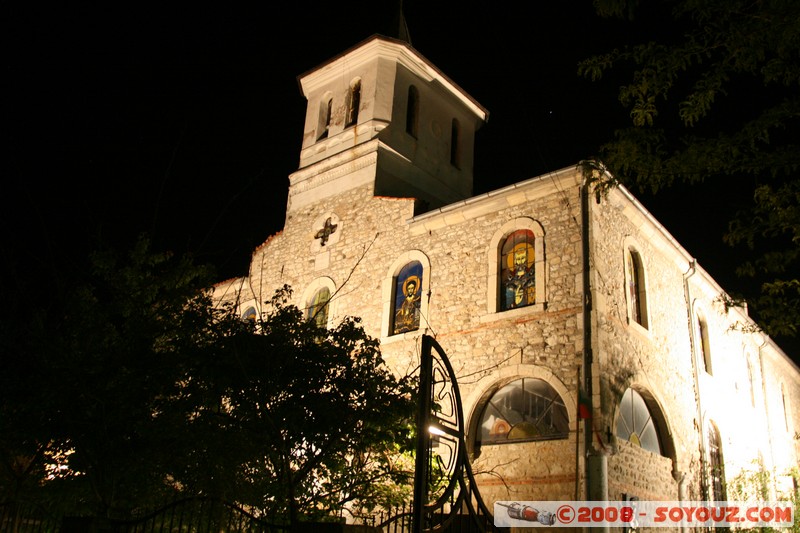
[0,236,416,524]
[727,464,800,532]
[166,285,417,523]
[579,0,800,339]
[2,235,213,517]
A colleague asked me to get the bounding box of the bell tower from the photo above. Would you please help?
[287,34,488,215]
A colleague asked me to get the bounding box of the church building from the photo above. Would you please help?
[213,31,800,514]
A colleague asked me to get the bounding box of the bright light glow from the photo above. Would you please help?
[428,425,447,437]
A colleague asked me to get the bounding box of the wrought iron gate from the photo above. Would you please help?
[408,335,504,533]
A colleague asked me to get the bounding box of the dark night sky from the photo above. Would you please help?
[5,2,783,353]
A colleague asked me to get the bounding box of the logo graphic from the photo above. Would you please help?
[496,502,556,526]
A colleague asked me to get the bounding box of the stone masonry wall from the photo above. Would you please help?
[590,187,702,500]
[213,167,800,511]
[221,168,587,508]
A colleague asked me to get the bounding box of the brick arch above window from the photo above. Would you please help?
[486,217,546,316]
[381,250,431,340]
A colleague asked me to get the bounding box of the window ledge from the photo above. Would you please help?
[380,329,424,345]
[480,303,547,324]
[627,318,651,339]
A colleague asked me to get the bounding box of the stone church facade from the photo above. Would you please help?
[213,34,800,511]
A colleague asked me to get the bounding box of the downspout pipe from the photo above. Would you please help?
[683,258,708,502]
[581,179,602,499]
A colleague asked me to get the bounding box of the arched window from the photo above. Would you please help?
[708,423,726,501]
[500,229,536,311]
[616,388,662,455]
[487,218,546,315]
[242,306,257,322]
[307,287,331,329]
[782,383,790,432]
[450,118,461,168]
[626,247,648,328]
[317,93,333,140]
[406,85,419,138]
[746,353,755,407]
[696,310,712,375]
[345,78,361,128]
[392,261,423,335]
[477,378,569,446]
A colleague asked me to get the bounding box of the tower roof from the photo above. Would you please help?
[297,34,487,121]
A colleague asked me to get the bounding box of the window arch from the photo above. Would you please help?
[616,388,663,455]
[487,218,546,315]
[625,246,648,329]
[406,85,419,138]
[450,118,461,168]
[302,277,336,329]
[707,422,726,501]
[317,92,333,140]
[345,78,361,128]
[477,378,569,446]
[382,251,430,338]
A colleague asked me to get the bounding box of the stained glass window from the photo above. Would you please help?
[500,230,536,311]
[616,388,661,454]
[478,378,569,445]
[392,261,423,335]
[307,287,330,329]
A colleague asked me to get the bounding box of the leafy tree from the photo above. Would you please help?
[0,236,415,524]
[16,236,218,517]
[164,286,417,524]
[579,0,800,339]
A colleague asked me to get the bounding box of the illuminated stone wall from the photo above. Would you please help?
[213,35,800,515]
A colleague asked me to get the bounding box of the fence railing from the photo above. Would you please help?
[1,498,289,533]
[2,498,499,532]
[1,502,60,533]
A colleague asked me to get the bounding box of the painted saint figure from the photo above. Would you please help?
[394,276,421,334]
[501,230,535,310]
[393,261,423,334]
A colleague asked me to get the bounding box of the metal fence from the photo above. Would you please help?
[2,499,497,532]
[1,498,289,533]
[1,502,60,533]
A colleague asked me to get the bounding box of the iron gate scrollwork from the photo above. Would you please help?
[412,335,503,533]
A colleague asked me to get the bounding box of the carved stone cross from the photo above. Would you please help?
[314,217,338,246]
